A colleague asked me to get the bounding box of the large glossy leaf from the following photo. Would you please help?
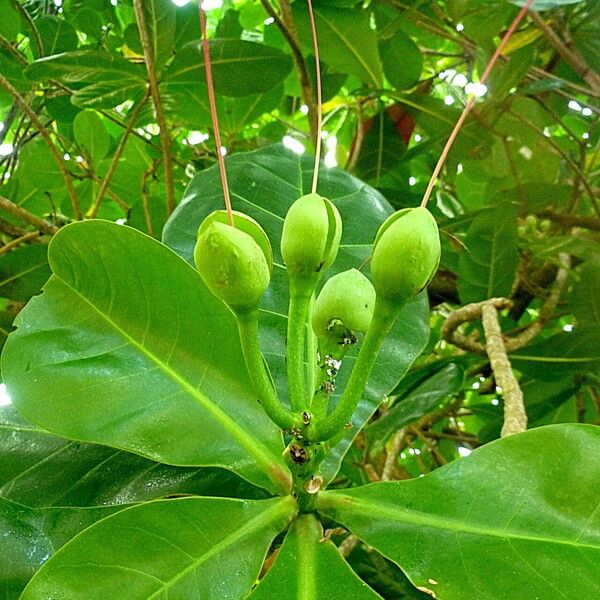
[0,497,123,600]
[162,144,430,483]
[20,496,297,600]
[248,513,381,599]
[0,405,268,508]
[457,202,519,304]
[1,221,292,495]
[318,424,600,599]
[165,39,294,97]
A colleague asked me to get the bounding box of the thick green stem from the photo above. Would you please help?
[287,278,316,412]
[237,310,296,430]
[311,342,346,421]
[310,297,399,442]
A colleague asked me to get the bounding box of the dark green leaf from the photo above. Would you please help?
[249,514,381,599]
[457,203,519,303]
[0,245,50,302]
[2,221,292,496]
[165,40,294,97]
[571,257,600,325]
[0,0,20,41]
[73,110,111,163]
[365,363,464,454]
[293,4,382,87]
[34,16,78,58]
[379,29,423,90]
[20,496,297,600]
[318,424,600,599]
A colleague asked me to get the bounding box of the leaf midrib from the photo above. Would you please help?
[320,493,600,549]
[53,274,290,493]
[145,497,295,599]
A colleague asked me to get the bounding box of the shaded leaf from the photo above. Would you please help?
[73,110,111,163]
[0,245,50,302]
[457,203,519,303]
[165,40,294,97]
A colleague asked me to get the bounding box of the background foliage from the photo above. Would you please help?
[0,0,599,598]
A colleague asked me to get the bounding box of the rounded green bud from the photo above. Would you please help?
[371,207,440,305]
[193,210,272,314]
[281,193,342,279]
[312,269,376,346]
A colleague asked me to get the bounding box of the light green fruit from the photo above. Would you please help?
[193,210,272,314]
[312,269,376,346]
[371,207,440,305]
[281,193,342,279]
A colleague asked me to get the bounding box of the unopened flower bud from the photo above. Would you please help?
[194,210,272,314]
[281,193,342,279]
[371,207,440,305]
[312,269,376,346]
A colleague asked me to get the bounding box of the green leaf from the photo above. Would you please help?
[130,0,176,72]
[25,50,146,83]
[165,40,294,97]
[571,257,600,325]
[0,405,269,509]
[318,424,600,600]
[511,0,585,8]
[365,363,464,455]
[248,514,381,599]
[0,245,50,302]
[0,496,123,600]
[378,29,423,90]
[162,145,429,483]
[73,110,111,163]
[33,16,78,58]
[293,4,382,87]
[457,203,519,303]
[2,221,292,496]
[20,496,297,600]
[16,141,63,191]
[510,325,600,379]
[0,0,20,41]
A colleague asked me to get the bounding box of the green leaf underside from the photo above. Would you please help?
[2,221,291,496]
[20,496,297,600]
[162,144,429,483]
[0,406,268,508]
[249,513,381,599]
[318,424,600,599]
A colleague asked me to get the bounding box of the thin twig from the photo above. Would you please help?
[13,0,43,57]
[420,0,535,208]
[261,0,319,150]
[481,302,527,437]
[306,0,322,193]
[529,12,600,96]
[198,1,233,226]
[0,195,59,234]
[0,231,42,254]
[133,0,176,216]
[0,74,81,219]
[87,89,151,218]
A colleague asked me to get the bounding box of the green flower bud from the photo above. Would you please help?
[281,193,342,279]
[194,210,272,314]
[312,269,376,346]
[371,207,440,305]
